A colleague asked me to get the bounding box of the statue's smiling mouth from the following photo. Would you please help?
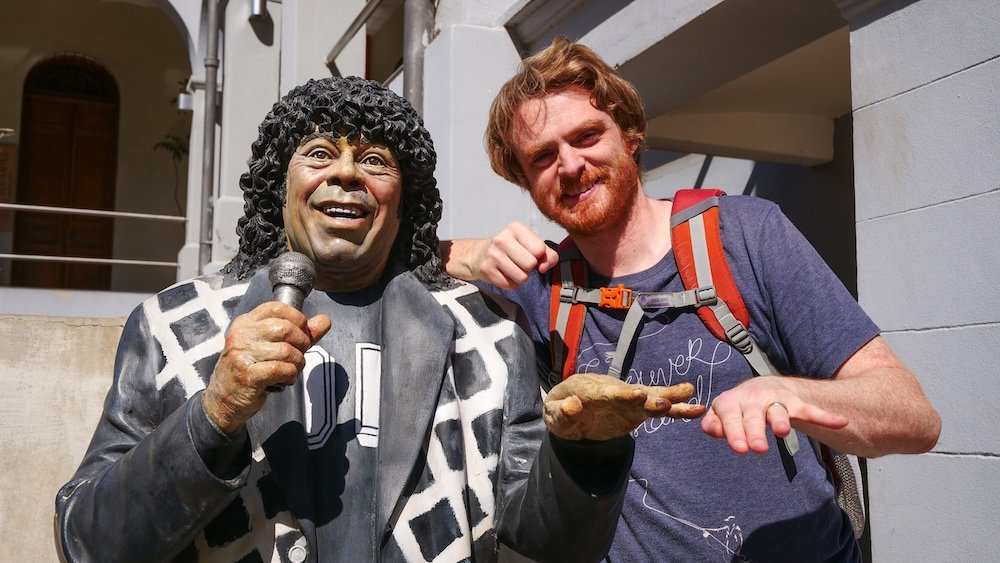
[321,205,368,219]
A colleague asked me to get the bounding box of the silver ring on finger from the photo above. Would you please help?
[767,401,788,413]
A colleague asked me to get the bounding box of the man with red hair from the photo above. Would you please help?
[444,37,940,562]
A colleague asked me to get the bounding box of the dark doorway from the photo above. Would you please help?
[13,54,119,290]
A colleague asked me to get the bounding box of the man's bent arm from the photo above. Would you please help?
[440,222,558,288]
[787,336,939,456]
[703,336,941,458]
[439,239,487,282]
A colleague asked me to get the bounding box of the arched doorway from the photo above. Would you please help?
[13,53,119,290]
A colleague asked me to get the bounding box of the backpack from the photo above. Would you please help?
[547,188,866,538]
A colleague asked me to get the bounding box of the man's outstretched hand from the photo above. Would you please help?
[544,373,706,441]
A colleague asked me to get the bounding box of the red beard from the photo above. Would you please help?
[530,150,639,236]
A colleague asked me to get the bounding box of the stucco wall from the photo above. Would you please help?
[0,0,192,293]
[850,0,1000,560]
[0,314,124,562]
[204,0,367,273]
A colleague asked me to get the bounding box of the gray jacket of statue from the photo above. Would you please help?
[55,268,632,562]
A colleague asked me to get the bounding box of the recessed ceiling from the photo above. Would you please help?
[669,27,850,118]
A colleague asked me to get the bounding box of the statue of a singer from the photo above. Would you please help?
[55,77,702,562]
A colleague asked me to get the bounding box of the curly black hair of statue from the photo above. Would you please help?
[220,76,452,289]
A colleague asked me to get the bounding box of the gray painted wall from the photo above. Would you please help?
[848,0,1000,560]
[0,0,192,293]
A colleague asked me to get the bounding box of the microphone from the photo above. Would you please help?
[266,251,316,392]
[268,251,316,310]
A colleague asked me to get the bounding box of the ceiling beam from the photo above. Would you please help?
[646,112,835,166]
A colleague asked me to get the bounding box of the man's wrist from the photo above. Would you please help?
[440,239,481,281]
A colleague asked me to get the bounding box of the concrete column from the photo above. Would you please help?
[210,0,283,269]
[422,24,566,242]
[178,81,207,281]
[844,1,1000,560]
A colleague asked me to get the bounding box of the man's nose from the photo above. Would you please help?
[325,154,363,190]
[557,146,584,180]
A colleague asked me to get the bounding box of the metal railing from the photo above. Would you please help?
[324,0,390,70]
[0,202,185,268]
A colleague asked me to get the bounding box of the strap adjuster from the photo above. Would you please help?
[695,286,717,306]
[725,322,753,354]
[599,284,633,309]
[559,284,578,303]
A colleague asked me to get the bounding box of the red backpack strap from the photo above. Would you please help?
[670,189,749,340]
[670,189,780,378]
[549,238,588,382]
[671,188,792,455]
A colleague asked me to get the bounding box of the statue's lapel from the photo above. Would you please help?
[374,273,452,540]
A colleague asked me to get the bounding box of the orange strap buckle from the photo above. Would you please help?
[599,284,633,309]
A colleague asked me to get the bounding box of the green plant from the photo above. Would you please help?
[154,134,188,214]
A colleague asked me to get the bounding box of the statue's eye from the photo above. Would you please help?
[361,154,387,166]
[307,148,333,160]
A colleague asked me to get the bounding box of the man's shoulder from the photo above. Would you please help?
[716,193,781,219]
[712,194,785,247]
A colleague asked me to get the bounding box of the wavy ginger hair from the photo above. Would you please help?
[485,36,647,188]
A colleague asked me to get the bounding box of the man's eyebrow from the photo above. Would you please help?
[572,119,606,135]
[520,118,606,156]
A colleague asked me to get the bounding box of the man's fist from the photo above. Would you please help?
[441,222,559,289]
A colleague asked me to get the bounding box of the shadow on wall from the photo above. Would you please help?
[742,115,857,296]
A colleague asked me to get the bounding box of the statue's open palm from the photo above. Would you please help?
[543,373,706,441]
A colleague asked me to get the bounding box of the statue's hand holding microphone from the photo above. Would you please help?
[203,252,330,436]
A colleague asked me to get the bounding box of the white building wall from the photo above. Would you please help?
[434,0,520,29]
[279,0,367,97]
[850,1,1000,560]
[423,24,566,243]
[7,0,996,559]
[0,0,192,294]
[181,0,368,274]
[211,0,284,268]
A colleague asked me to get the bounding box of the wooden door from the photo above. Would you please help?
[12,56,119,290]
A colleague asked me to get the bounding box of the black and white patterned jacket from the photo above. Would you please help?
[56,269,631,562]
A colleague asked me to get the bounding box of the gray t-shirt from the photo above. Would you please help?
[485,195,878,562]
[301,284,384,561]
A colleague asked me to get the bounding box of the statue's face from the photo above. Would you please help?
[282,133,402,290]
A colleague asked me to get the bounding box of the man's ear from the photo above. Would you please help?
[625,130,641,156]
